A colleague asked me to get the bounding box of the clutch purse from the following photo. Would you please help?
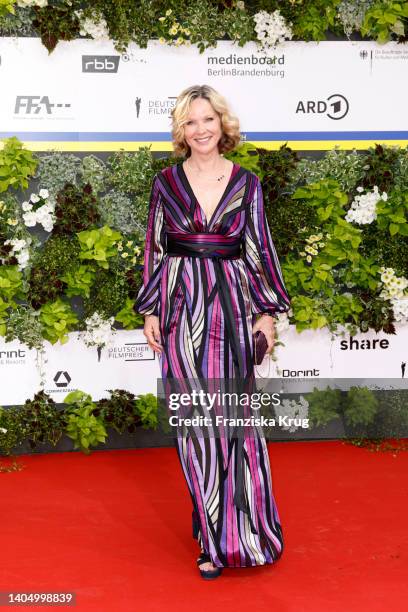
[254,330,268,365]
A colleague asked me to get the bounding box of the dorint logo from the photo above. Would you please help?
[82,55,120,73]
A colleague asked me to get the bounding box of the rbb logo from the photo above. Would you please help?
[54,371,71,388]
[82,55,120,73]
[295,94,349,120]
[14,96,71,114]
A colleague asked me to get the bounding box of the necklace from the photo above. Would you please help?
[186,158,226,182]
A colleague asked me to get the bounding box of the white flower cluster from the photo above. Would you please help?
[75,10,110,40]
[80,312,116,349]
[0,427,7,434]
[253,10,293,50]
[22,189,55,232]
[17,0,47,7]
[345,185,387,225]
[3,238,30,270]
[275,310,291,334]
[391,296,408,323]
[378,267,408,323]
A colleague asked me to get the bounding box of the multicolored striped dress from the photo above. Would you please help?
[135,161,291,568]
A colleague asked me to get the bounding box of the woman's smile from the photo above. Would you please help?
[195,135,212,143]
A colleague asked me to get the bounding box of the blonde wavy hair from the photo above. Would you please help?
[171,84,241,158]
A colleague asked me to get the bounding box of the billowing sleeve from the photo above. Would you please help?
[134,174,166,316]
[242,174,291,317]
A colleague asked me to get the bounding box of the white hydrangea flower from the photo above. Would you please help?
[75,9,110,41]
[22,211,37,227]
[345,185,387,225]
[391,296,408,322]
[39,188,49,199]
[17,250,30,267]
[22,193,55,232]
[42,221,54,233]
[253,10,293,50]
[80,313,116,349]
[9,239,22,250]
[4,238,30,270]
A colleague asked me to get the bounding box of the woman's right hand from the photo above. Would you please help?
[143,314,163,354]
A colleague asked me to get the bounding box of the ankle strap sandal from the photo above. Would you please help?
[197,552,223,580]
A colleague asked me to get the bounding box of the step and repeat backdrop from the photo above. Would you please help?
[0,38,407,151]
[0,324,407,405]
[0,37,407,405]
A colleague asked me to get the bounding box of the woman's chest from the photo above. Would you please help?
[188,179,229,217]
[160,166,250,231]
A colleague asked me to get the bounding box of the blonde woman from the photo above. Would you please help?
[135,85,291,579]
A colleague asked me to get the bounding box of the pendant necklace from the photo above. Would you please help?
[187,158,226,182]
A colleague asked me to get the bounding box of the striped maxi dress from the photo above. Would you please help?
[134,161,291,568]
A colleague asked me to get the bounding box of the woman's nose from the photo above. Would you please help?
[195,123,207,134]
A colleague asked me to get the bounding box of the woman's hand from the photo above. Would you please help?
[143,314,163,354]
[252,314,276,355]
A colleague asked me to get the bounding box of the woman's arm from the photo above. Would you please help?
[134,174,166,353]
[134,174,166,317]
[242,174,291,353]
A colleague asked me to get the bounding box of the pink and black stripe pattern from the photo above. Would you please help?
[135,162,290,567]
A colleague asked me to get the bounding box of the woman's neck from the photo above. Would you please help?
[187,151,224,173]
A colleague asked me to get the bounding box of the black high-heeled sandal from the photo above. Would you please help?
[197,552,223,580]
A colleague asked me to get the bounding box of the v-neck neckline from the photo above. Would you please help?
[178,160,237,228]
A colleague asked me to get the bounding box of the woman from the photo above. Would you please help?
[134,84,291,579]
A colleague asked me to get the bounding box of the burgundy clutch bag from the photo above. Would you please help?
[254,330,268,365]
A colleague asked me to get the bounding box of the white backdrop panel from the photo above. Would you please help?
[1,325,407,405]
[0,39,407,140]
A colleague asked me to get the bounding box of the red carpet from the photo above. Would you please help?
[1,441,407,611]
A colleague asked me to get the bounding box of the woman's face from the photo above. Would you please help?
[183,97,223,156]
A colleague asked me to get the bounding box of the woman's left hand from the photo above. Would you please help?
[252,314,276,355]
